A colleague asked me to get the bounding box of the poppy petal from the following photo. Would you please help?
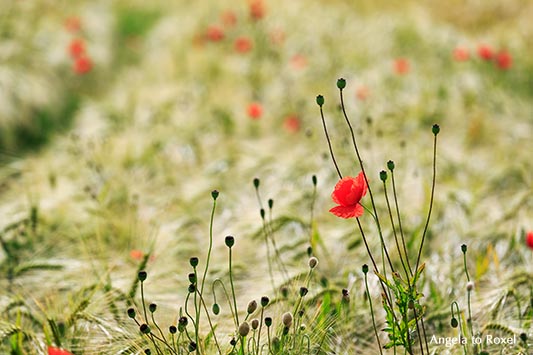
[329,204,364,219]
[354,172,368,198]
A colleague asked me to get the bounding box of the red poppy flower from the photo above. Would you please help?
[247,103,262,120]
[329,172,367,219]
[64,16,81,33]
[477,45,493,60]
[234,37,253,53]
[453,47,470,62]
[48,346,74,355]
[249,0,265,20]
[495,50,512,70]
[394,58,410,75]
[221,10,237,27]
[526,231,533,250]
[283,115,300,133]
[68,38,85,58]
[73,56,92,74]
[206,26,224,42]
[355,86,369,101]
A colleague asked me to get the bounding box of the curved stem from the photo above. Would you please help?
[319,105,342,179]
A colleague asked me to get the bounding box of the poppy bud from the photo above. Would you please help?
[316,95,324,107]
[380,170,387,182]
[188,273,197,284]
[225,236,235,248]
[169,325,177,334]
[268,198,274,209]
[230,337,237,346]
[188,342,197,352]
[238,321,250,337]
[461,244,467,254]
[312,175,317,186]
[299,287,308,297]
[144,349,151,355]
[260,208,265,219]
[251,318,259,330]
[253,178,260,189]
[212,303,220,315]
[307,246,313,257]
[280,286,289,298]
[432,124,440,135]
[451,317,458,328]
[138,271,147,282]
[149,303,157,313]
[362,264,369,274]
[282,312,293,327]
[337,78,346,90]
[282,326,290,335]
[260,296,269,307]
[190,257,199,267]
[188,284,196,293]
[140,324,151,334]
[466,281,474,292]
[127,308,136,318]
[308,257,318,269]
[178,316,188,328]
[387,160,395,171]
[519,333,527,342]
[211,190,219,200]
[265,317,272,327]
[247,300,258,314]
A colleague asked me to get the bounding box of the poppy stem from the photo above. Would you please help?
[338,87,395,274]
[363,267,384,355]
[390,168,413,277]
[319,105,343,179]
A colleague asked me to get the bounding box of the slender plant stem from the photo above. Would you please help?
[364,271,383,355]
[415,132,438,273]
[391,170,413,276]
[229,247,240,327]
[212,279,238,328]
[319,105,342,179]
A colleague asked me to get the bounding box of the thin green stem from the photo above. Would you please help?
[391,170,413,276]
[229,247,240,327]
[319,105,342,179]
[364,271,383,355]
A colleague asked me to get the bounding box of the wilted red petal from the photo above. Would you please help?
[329,204,364,219]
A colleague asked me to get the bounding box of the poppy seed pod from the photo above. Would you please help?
[140,324,151,334]
[144,349,151,355]
[211,190,219,200]
[451,317,458,328]
[251,318,259,330]
[312,175,317,186]
[238,321,250,337]
[260,296,269,307]
[379,170,387,182]
[253,178,260,189]
[127,308,136,319]
[188,273,197,284]
[461,244,467,254]
[337,78,346,90]
[188,284,196,293]
[282,312,293,327]
[432,124,440,135]
[308,256,318,269]
[212,303,220,315]
[299,287,309,297]
[188,342,197,352]
[247,300,258,314]
[316,95,324,107]
[225,236,235,248]
[362,264,369,274]
[230,337,237,346]
[138,271,147,282]
[169,325,177,334]
[265,317,272,327]
[149,303,157,313]
[190,257,199,267]
[387,160,395,171]
[268,198,274,209]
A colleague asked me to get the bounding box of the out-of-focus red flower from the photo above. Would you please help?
[477,45,493,60]
[453,47,470,62]
[221,11,237,27]
[283,115,301,133]
[355,86,369,101]
[130,250,144,260]
[269,28,285,46]
[249,0,265,20]
[73,56,92,74]
[495,50,512,70]
[526,231,533,250]
[290,54,307,70]
[234,37,253,53]
[206,26,224,42]
[247,103,262,120]
[48,346,74,355]
[394,58,410,75]
[64,16,81,33]
[68,38,85,58]
[329,172,367,219]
